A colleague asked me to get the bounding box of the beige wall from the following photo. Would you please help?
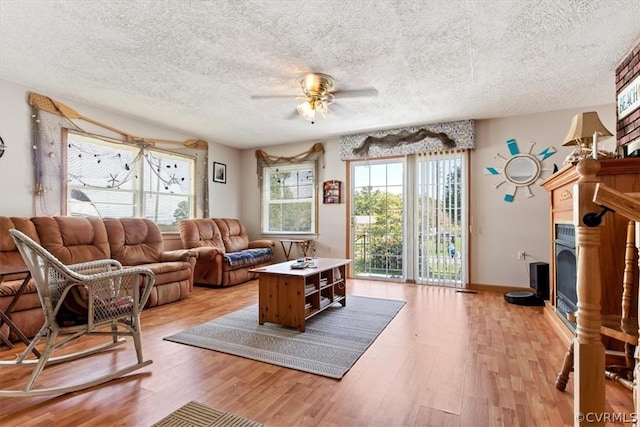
[471,106,616,287]
[0,80,33,215]
[1,79,618,289]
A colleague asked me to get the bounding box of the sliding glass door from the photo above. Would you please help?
[415,152,467,287]
[349,152,468,287]
[351,160,405,279]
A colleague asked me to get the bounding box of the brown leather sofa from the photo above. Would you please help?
[0,216,197,342]
[179,218,274,287]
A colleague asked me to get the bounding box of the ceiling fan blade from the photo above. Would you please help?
[332,87,379,98]
[284,109,299,120]
[330,102,353,117]
[251,94,297,99]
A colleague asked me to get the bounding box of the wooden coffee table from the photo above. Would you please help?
[251,258,351,332]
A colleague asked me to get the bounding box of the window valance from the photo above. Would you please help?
[255,142,325,186]
[340,120,475,160]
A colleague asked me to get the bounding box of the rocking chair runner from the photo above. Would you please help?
[0,229,155,397]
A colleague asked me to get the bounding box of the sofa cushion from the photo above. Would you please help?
[0,217,40,252]
[224,248,273,269]
[104,218,164,265]
[1,307,44,341]
[32,216,111,264]
[0,217,40,279]
[139,261,192,285]
[179,218,224,251]
[214,218,249,253]
[0,280,39,311]
[147,278,191,308]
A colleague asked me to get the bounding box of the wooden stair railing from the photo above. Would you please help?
[572,159,606,426]
[592,183,640,423]
[554,220,638,393]
[601,220,638,389]
[563,159,640,426]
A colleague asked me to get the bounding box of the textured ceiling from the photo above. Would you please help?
[1,1,639,149]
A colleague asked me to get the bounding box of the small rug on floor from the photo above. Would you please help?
[163,296,405,379]
[152,401,263,427]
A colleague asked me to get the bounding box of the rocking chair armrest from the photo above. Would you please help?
[57,265,155,296]
[68,259,124,274]
[67,267,156,311]
[76,266,154,284]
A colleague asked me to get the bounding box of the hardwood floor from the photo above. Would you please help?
[0,279,633,426]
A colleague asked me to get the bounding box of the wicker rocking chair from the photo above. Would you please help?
[0,229,155,397]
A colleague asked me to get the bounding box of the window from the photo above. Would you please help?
[66,131,195,228]
[261,162,316,234]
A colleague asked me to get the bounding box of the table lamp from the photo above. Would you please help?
[561,111,613,164]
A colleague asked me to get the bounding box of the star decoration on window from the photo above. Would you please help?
[107,173,120,188]
[167,174,181,186]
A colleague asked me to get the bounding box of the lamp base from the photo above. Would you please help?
[563,146,616,165]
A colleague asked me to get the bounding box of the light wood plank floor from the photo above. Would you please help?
[0,279,634,426]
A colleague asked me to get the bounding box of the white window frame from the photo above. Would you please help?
[261,162,317,235]
[65,131,196,231]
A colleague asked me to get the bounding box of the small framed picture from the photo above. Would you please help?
[213,162,227,184]
[323,180,341,204]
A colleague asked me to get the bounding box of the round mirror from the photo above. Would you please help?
[504,154,541,186]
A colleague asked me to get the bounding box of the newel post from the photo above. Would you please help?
[634,221,640,425]
[573,159,605,426]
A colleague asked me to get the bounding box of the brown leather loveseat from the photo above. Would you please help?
[0,215,197,342]
[179,218,274,287]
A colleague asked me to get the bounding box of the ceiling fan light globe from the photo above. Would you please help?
[297,101,316,123]
[317,102,330,117]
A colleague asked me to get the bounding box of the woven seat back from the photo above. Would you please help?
[9,229,147,328]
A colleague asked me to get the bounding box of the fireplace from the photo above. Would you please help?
[555,223,577,328]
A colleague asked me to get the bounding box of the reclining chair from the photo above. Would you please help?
[0,229,155,397]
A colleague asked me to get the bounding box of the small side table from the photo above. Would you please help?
[280,239,315,260]
[0,265,38,355]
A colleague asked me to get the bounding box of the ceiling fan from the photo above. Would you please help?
[252,73,378,124]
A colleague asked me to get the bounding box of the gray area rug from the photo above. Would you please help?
[152,401,264,427]
[164,296,405,379]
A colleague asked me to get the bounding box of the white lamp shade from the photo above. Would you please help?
[297,101,316,122]
[562,111,613,146]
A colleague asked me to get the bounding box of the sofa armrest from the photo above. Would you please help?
[160,249,199,262]
[248,239,275,249]
[186,246,224,261]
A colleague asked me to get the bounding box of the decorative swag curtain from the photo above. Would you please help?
[28,92,209,217]
[255,142,325,186]
[339,120,475,160]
